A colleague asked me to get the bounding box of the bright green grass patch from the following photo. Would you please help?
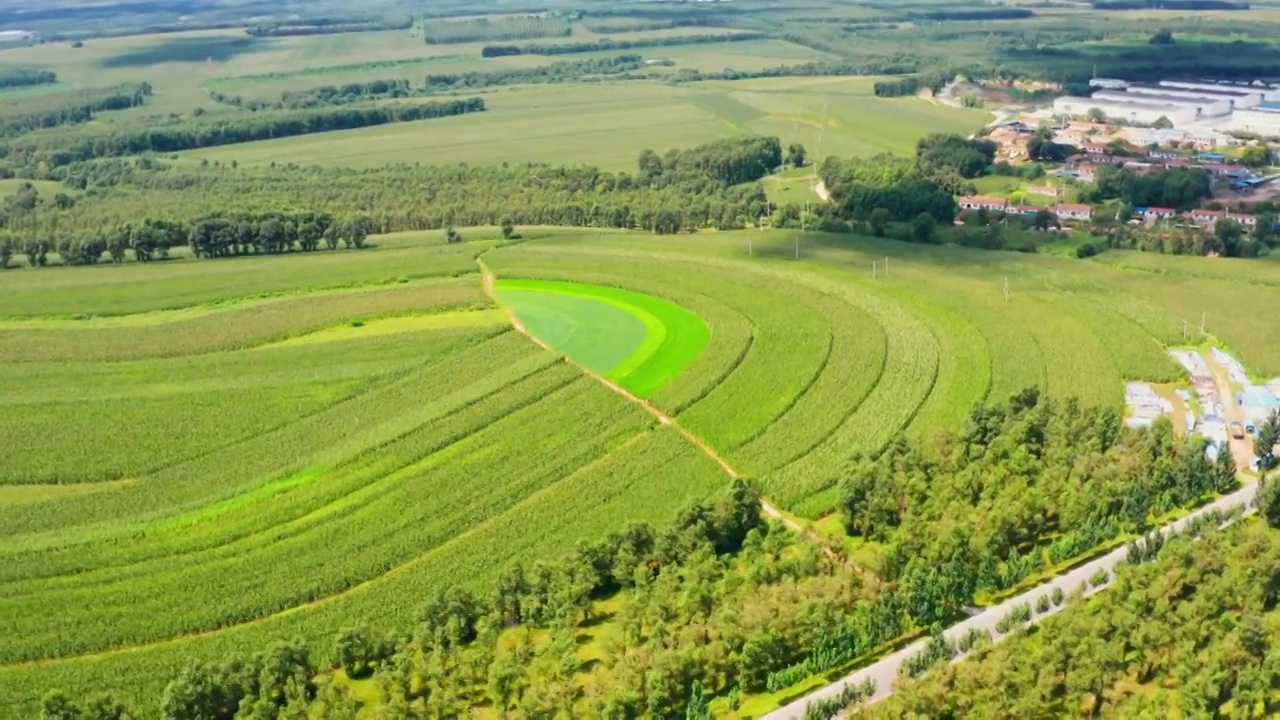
[495,279,709,398]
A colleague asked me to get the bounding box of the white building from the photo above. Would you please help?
[1160,80,1280,103]
[1091,90,1230,119]
[1090,78,1128,90]
[1123,85,1250,112]
[1230,103,1280,137]
[1053,96,1198,126]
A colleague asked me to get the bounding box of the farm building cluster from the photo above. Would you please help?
[1214,347,1280,428]
[1054,79,1280,136]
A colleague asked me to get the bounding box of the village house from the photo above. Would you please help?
[1054,203,1093,222]
[958,196,1008,212]
[1141,206,1177,222]
[1184,209,1225,227]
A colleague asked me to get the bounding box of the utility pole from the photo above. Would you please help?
[1201,311,1207,335]
[794,239,800,260]
[1183,318,1189,341]
[884,256,889,276]
[1003,276,1010,303]
[872,261,878,279]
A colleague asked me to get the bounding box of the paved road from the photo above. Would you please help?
[766,357,1261,720]
[763,481,1258,719]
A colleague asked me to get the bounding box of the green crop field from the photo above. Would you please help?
[2,226,1278,717]
[7,1,1280,714]
[180,77,984,170]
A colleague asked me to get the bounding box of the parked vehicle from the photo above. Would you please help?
[1230,421,1246,439]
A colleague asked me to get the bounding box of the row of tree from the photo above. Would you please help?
[0,82,151,138]
[0,212,373,268]
[0,138,778,263]
[0,67,56,89]
[838,389,1238,591]
[873,513,1280,718]
[210,56,653,112]
[420,15,571,45]
[1089,165,1213,210]
[3,98,485,166]
[245,17,413,37]
[479,31,766,57]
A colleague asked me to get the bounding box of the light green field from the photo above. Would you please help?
[2,227,1278,717]
[0,26,754,118]
[496,278,710,397]
[182,76,987,170]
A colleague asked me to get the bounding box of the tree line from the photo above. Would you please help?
[872,69,952,97]
[3,98,485,167]
[871,516,1279,718]
[36,392,1230,718]
[1088,165,1212,210]
[1093,0,1248,8]
[0,137,778,263]
[0,82,151,138]
[0,211,373,269]
[480,31,766,57]
[837,389,1236,600]
[420,15,571,45]
[210,56,652,112]
[667,56,921,83]
[902,7,1035,20]
[245,17,413,37]
[0,67,56,89]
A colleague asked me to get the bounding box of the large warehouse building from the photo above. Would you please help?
[1052,96,1198,126]
[1230,101,1280,137]
[1159,81,1280,103]
[1055,80,1278,128]
[1091,89,1230,118]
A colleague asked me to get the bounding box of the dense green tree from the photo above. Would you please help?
[910,212,936,243]
[785,143,807,168]
[1257,411,1280,473]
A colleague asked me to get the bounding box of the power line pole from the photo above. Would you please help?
[1201,311,1207,335]
[884,256,889,277]
[872,261,878,279]
[1003,276,1010,303]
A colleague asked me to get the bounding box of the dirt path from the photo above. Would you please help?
[478,259,806,535]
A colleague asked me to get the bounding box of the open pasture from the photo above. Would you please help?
[183,75,986,170]
[2,228,1277,716]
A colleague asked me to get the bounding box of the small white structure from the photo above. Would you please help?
[1126,382,1173,429]
[1090,77,1129,90]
